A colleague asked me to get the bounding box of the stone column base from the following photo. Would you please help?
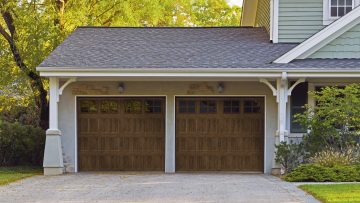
[271,168,281,176]
[44,167,64,176]
[43,129,64,176]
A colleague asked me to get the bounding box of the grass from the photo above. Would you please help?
[0,166,42,186]
[299,184,360,203]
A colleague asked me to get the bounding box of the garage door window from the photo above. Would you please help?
[244,100,261,113]
[200,101,217,113]
[125,100,142,113]
[100,100,118,113]
[145,99,162,113]
[179,100,196,113]
[224,100,240,113]
[80,100,98,113]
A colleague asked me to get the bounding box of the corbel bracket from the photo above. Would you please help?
[57,78,76,102]
[259,78,277,96]
[59,78,76,95]
[287,78,306,96]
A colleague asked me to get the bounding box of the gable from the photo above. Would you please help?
[274,5,360,63]
[309,23,360,58]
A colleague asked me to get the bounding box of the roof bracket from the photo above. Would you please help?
[59,77,77,96]
[259,78,277,96]
[288,78,306,96]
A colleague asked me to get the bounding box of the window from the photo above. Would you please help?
[124,100,142,113]
[323,0,357,25]
[80,100,98,113]
[100,100,118,113]
[244,100,261,113]
[178,100,196,113]
[330,0,353,17]
[224,100,240,113]
[145,99,162,113]
[200,101,217,113]
[290,83,308,133]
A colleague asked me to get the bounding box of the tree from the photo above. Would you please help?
[0,0,241,129]
[296,84,360,155]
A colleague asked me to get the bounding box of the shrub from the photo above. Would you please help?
[0,120,45,166]
[275,141,306,173]
[295,84,360,156]
[285,164,360,182]
[310,146,360,167]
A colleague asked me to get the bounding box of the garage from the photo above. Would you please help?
[176,97,264,172]
[77,97,165,171]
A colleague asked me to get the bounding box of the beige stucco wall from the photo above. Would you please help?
[58,81,278,173]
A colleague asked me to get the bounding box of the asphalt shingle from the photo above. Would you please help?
[39,27,360,70]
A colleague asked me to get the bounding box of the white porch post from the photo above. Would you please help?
[276,73,289,142]
[165,95,176,173]
[43,77,64,175]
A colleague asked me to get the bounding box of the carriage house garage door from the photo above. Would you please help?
[77,97,165,171]
[176,97,264,172]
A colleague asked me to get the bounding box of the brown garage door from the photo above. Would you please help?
[176,97,264,172]
[77,97,165,171]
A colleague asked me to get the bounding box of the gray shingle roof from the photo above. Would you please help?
[39,27,360,70]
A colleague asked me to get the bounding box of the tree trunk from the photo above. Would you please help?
[0,11,49,130]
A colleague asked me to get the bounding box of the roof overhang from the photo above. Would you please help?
[274,5,360,63]
[37,67,360,78]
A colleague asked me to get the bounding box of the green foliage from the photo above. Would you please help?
[310,146,360,167]
[0,120,45,166]
[0,0,241,126]
[285,164,360,182]
[0,166,42,185]
[299,184,360,203]
[295,84,360,156]
[275,141,306,173]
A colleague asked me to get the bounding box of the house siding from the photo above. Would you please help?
[309,24,360,58]
[255,0,271,34]
[279,0,325,43]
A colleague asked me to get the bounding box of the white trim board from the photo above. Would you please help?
[274,5,360,63]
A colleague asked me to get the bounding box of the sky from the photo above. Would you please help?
[227,0,243,7]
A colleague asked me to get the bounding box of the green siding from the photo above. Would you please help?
[279,0,325,43]
[310,24,360,58]
[256,0,271,34]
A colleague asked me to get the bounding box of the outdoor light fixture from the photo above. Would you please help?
[217,82,224,93]
[118,82,125,93]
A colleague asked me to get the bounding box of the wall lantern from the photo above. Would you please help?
[217,82,224,93]
[118,82,125,93]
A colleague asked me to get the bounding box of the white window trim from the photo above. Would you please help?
[323,0,359,25]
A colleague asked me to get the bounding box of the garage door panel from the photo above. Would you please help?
[176,97,264,172]
[78,97,165,171]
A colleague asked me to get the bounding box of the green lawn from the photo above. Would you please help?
[0,167,42,186]
[299,184,360,203]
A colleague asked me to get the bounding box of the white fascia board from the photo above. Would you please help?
[274,5,360,63]
[37,67,360,78]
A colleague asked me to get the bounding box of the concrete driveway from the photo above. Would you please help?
[0,173,318,203]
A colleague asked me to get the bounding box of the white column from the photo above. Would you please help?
[43,77,64,175]
[277,76,288,142]
[165,95,176,173]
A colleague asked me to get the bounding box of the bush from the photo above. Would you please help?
[275,141,306,173]
[285,164,360,182]
[310,146,360,167]
[0,120,45,166]
[295,84,360,156]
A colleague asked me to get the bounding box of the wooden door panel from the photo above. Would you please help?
[78,97,165,171]
[176,97,264,172]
